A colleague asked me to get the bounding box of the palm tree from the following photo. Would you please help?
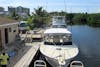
[28,7,51,28]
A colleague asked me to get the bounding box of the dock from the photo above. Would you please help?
[7,42,41,67]
[14,43,41,67]
[7,30,44,67]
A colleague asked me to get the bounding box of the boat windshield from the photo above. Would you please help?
[53,17,65,22]
[19,23,27,27]
[44,34,72,45]
[52,25,67,28]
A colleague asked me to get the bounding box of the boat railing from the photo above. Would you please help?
[34,60,47,67]
[70,61,84,67]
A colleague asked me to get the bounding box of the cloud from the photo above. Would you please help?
[95,8,100,13]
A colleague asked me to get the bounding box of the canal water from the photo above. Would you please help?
[68,25,100,67]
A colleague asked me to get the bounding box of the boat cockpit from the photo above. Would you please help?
[44,33,72,45]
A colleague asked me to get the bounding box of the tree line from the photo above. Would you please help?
[4,7,100,29]
[50,12,100,27]
[27,7,100,29]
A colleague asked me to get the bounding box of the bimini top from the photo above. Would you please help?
[44,28,71,34]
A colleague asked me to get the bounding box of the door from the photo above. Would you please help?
[0,30,2,49]
[5,28,8,44]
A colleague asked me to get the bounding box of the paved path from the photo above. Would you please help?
[7,42,41,67]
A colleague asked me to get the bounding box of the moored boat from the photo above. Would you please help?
[40,27,79,67]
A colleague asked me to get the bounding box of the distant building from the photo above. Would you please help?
[8,6,30,19]
[0,7,5,16]
[0,7,9,17]
[4,11,9,16]
[0,17,19,51]
[16,6,30,14]
[16,6,30,19]
[8,6,16,16]
[0,7,4,12]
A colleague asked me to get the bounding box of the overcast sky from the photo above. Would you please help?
[0,0,100,13]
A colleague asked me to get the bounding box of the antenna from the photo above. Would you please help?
[64,0,67,13]
[63,0,67,28]
[45,0,48,10]
[70,7,72,32]
[37,0,39,7]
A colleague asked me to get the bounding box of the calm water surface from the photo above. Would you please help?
[68,25,100,67]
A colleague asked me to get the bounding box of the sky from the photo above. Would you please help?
[0,0,100,13]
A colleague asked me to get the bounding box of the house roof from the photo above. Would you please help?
[0,17,18,25]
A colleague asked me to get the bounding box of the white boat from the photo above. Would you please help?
[40,16,79,67]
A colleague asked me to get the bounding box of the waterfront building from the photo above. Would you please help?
[0,17,19,51]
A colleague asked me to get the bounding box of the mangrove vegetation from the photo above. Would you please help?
[27,7,100,29]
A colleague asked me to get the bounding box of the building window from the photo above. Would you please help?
[13,30,16,32]
[9,28,12,32]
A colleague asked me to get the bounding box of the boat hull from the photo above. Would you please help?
[40,44,79,67]
[45,55,72,67]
